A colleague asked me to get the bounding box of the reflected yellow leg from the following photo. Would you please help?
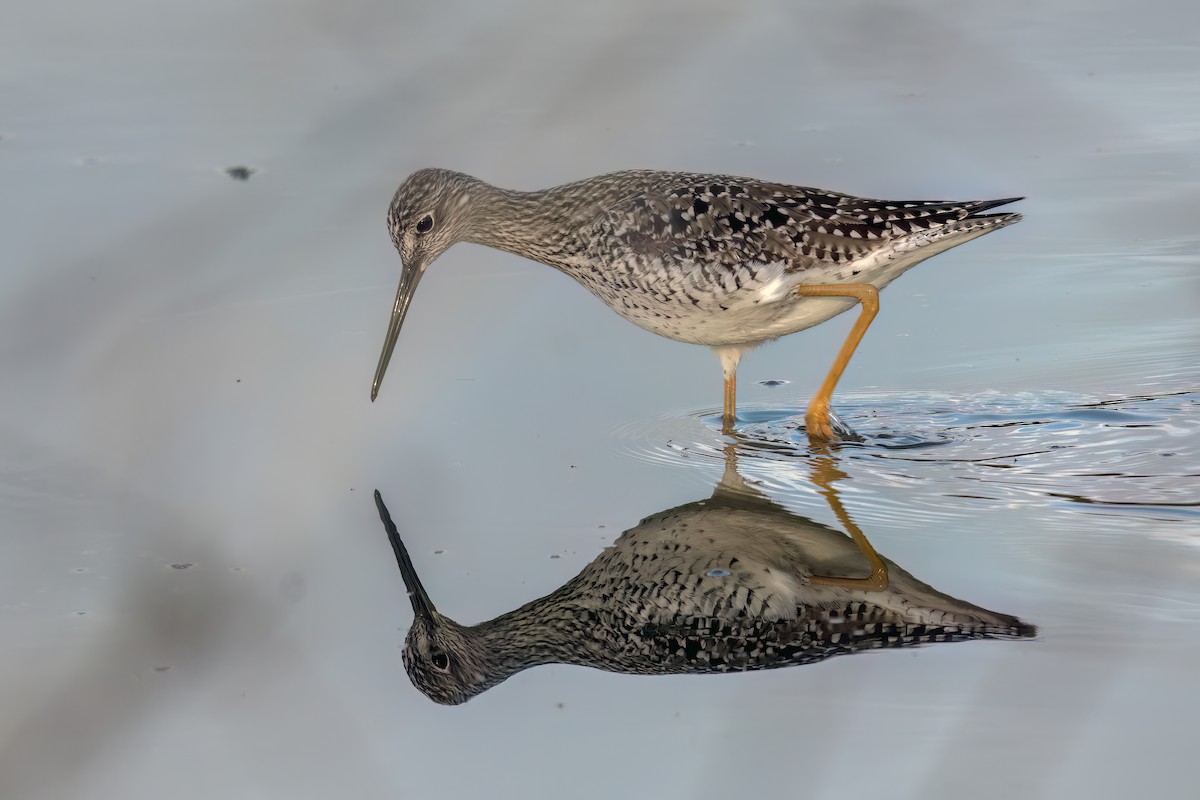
[807,451,889,592]
[722,373,737,433]
[795,284,880,442]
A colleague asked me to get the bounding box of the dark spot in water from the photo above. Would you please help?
[236,378,241,383]
[154,666,170,672]
[869,431,955,450]
[170,563,193,570]
[76,611,87,615]
[759,380,789,388]
[433,549,445,555]
[550,554,561,559]
[225,165,256,181]
[556,702,565,710]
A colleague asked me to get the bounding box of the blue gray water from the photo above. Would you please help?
[1,1,1197,798]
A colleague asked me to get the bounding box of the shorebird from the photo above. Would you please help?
[372,449,1035,705]
[371,169,1021,439]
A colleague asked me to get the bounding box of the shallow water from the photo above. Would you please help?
[618,390,1198,529]
[2,1,1200,799]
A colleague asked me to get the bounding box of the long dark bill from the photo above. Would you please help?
[373,490,436,619]
[370,267,423,402]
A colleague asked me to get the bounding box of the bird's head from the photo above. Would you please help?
[373,490,502,706]
[373,169,482,401]
[401,611,491,706]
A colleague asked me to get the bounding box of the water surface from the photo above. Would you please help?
[1,1,1198,799]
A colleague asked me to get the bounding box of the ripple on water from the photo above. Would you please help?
[612,389,1199,538]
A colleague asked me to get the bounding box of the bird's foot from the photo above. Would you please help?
[804,405,838,442]
[804,404,863,444]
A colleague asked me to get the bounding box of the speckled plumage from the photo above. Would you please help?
[373,168,1023,433]
[385,169,1020,349]
[374,463,1035,705]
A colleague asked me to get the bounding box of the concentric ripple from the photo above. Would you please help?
[612,389,1199,537]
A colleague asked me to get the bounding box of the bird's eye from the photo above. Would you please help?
[416,215,434,235]
[431,652,450,672]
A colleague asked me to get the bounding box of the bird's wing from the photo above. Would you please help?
[586,177,1017,272]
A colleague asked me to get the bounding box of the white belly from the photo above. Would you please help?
[587,225,984,347]
[602,258,872,347]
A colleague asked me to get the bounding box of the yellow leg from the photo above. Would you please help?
[807,451,889,592]
[722,373,737,433]
[795,284,880,442]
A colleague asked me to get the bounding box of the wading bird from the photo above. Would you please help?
[372,169,1021,439]
[373,449,1034,705]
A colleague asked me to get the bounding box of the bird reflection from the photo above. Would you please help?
[374,448,1035,705]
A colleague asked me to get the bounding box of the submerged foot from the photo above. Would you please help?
[804,405,863,443]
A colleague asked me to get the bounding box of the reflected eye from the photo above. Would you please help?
[416,215,434,235]
[431,652,450,672]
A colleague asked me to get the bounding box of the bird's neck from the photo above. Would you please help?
[471,591,598,674]
[463,177,620,271]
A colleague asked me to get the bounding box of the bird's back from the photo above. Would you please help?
[548,492,1034,675]
[554,170,1021,346]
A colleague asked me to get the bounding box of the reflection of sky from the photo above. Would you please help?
[1,1,1198,798]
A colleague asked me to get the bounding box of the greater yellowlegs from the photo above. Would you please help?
[373,448,1034,705]
[372,169,1021,439]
